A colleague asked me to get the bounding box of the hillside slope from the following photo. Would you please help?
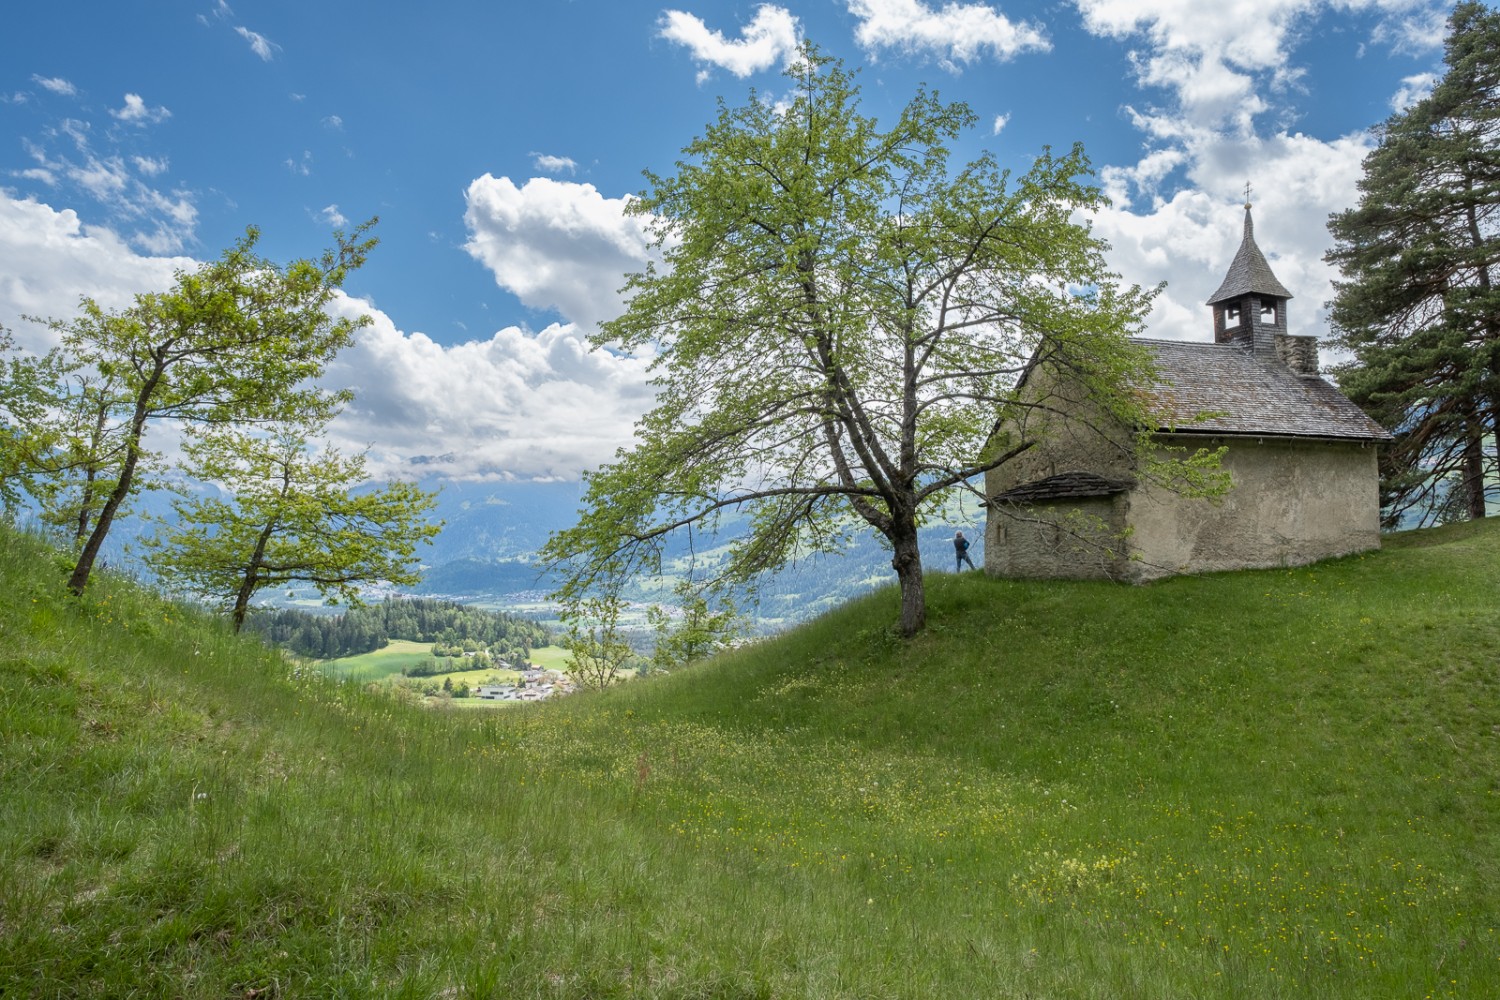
[2,522,1497,998]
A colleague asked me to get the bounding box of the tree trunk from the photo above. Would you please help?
[68,366,162,596]
[66,442,140,595]
[1463,415,1487,520]
[231,522,277,633]
[890,523,926,638]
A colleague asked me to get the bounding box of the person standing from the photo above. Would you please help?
[954,530,976,571]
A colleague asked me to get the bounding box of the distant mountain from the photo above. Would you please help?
[406,478,987,629]
[77,476,985,630]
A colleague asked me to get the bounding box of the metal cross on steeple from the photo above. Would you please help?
[1244,180,1253,208]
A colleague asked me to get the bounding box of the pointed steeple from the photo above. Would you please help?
[1208,199,1292,353]
[1207,203,1292,305]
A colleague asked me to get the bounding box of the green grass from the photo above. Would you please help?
[322,638,439,679]
[2,520,1498,997]
[321,640,571,687]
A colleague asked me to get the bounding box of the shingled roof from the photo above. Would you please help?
[1206,205,1293,305]
[992,471,1134,504]
[1138,338,1392,441]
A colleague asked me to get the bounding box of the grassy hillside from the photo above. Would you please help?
[2,521,1497,998]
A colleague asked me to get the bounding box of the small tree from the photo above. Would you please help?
[543,45,1166,637]
[29,222,376,594]
[1326,2,1500,525]
[0,329,76,514]
[26,366,133,546]
[141,424,440,631]
[646,579,742,671]
[561,588,636,692]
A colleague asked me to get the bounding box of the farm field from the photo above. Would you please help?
[319,639,570,684]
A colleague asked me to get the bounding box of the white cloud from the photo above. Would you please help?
[132,155,169,177]
[322,114,344,130]
[1390,71,1437,110]
[235,26,279,61]
[1069,0,1450,363]
[849,0,1049,67]
[31,75,77,97]
[0,190,648,482]
[285,151,312,176]
[462,175,656,330]
[0,192,188,351]
[19,127,197,253]
[532,153,578,174]
[1074,0,1442,133]
[658,5,801,78]
[991,112,1010,135]
[110,93,171,126]
[321,300,653,480]
[319,204,348,228]
[1091,130,1374,348]
[1371,5,1449,53]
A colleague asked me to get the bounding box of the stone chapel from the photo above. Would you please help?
[983,204,1392,582]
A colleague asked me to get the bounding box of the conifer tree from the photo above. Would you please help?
[1326,2,1500,525]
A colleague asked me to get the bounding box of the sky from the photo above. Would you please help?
[0,0,1462,484]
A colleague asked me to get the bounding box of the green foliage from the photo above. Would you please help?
[18,221,378,594]
[140,422,441,631]
[1326,1,1500,525]
[245,597,551,661]
[0,327,102,518]
[561,589,636,691]
[544,43,1161,637]
[646,579,743,671]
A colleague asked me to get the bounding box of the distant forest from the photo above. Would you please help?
[246,598,552,661]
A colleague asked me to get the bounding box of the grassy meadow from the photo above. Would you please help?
[2,519,1498,997]
[319,639,571,687]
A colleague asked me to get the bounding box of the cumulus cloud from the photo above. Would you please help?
[991,112,1010,135]
[0,192,187,350]
[235,25,279,60]
[0,190,650,482]
[1391,71,1437,110]
[31,75,77,97]
[848,0,1049,67]
[532,153,578,174]
[110,93,171,126]
[1074,0,1441,133]
[658,4,801,80]
[319,204,348,228]
[462,175,656,330]
[1091,130,1375,348]
[1070,0,1449,360]
[321,299,653,480]
[322,114,344,130]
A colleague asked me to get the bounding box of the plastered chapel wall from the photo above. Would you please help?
[1122,436,1381,581]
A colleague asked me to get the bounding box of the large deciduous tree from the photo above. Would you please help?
[1326,1,1500,526]
[34,222,376,594]
[141,424,441,631]
[543,45,1166,637]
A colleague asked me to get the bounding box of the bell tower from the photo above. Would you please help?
[1206,194,1292,356]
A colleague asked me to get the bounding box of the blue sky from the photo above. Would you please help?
[0,0,1459,482]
